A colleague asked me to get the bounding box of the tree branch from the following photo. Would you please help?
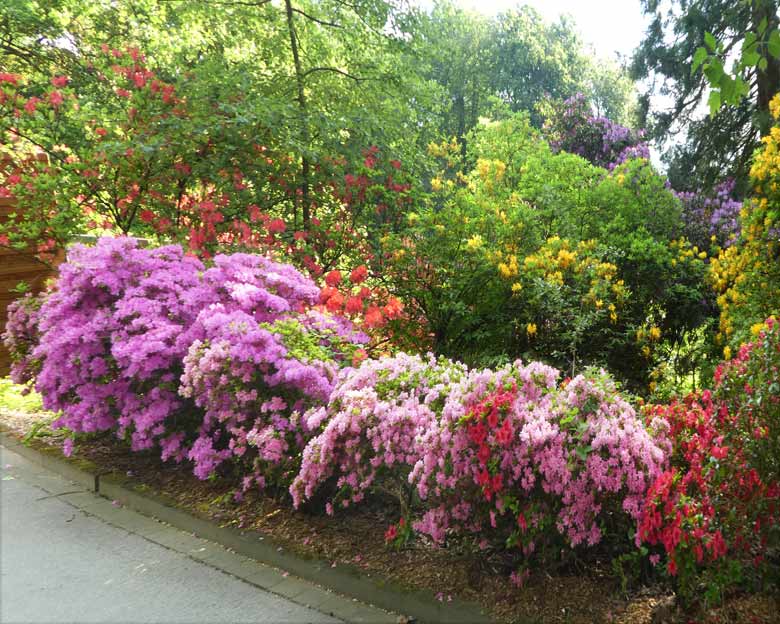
[157,0,272,6]
[290,8,342,28]
[301,66,370,82]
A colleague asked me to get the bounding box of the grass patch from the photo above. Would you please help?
[0,377,44,413]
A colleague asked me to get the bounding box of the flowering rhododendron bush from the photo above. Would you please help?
[294,355,668,566]
[411,367,667,556]
[3,292,47,387]
[290,353,467,513]
[2,237,367,488]
[180,309,367,487]
[639,318,780,604]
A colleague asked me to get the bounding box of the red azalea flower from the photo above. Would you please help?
[325,292,344,313]
[24,97,40,114]
[711,445,728,460]
[384,524,397,542]
[51,75,69,88]
[48,90,64,108]
[349,265,368,284]
[496,419,514,445]
[345,296,363,315]
[325,270,342,287]
[477,444,490,465]
[268,218,286,234]
[364,305,384,328]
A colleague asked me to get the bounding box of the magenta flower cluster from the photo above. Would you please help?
[3,291,46,386]
[6,237,365,488]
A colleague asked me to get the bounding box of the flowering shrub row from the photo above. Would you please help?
[3,239,671,570]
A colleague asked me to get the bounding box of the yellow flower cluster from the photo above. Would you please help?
[669,237,707,268]
[474,158,507,193]
[636,324,662,359]
[709,95,780,349]
[500,237,625,320]
[498,254,519,278]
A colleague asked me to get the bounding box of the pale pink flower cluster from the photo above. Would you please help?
[294,355,667,556]
[411,366,667,549]
[290,353,467,510]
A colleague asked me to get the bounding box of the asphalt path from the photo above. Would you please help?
[0,445,345,624]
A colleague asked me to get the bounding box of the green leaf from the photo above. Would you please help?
[703,57,724,84]
[768,30,780,58]
[691,47,708,74]
[758,16,769,36]
[759,56,769,71]
[704,31,717,52]
[708,89,721,116]
[721,75,736,103]
[743,50,761,67]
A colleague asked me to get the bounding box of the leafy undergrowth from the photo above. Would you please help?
[1,404,776,624]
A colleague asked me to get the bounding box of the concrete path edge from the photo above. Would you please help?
[0,429,492,624]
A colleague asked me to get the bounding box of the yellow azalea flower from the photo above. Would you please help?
[430,177,442,192]
[511,282,523,293]
[526,323,537,337]
[466,235,483,251]
[649,326,661,341]
[723,345,732,360]
[751,322,765,336]
[641,345,651,358]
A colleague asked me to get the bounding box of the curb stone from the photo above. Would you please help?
[0,429,493,624]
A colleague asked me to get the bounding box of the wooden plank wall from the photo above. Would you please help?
[0,198,63,376]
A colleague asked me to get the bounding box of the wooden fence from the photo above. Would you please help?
[0,198,63,376]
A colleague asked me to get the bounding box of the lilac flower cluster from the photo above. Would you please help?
[10,237,365,487]
[3,292,47,386]
[544,93,650,170]
[674,179,743,249]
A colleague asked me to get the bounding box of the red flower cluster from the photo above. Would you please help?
[639,374,779,594]
[466,386,518,501]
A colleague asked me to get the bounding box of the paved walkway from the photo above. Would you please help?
[0,445,388,624]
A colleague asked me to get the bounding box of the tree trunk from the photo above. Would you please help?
[755,0,780,134]
[284,0,311,229]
